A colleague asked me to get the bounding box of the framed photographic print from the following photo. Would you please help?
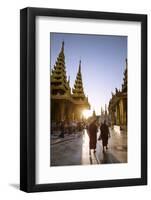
[20,7,147,192]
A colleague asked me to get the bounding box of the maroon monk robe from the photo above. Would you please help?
[88,122,98,149]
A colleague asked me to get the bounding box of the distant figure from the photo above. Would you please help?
[59,121,65,138]
[100,120,110,152]
[88,119,98,153]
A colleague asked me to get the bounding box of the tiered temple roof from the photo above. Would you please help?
[51,41,71,96]
[72,60,85,100]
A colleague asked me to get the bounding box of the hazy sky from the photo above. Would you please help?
[50,33,127,115]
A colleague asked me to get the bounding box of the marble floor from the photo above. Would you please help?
[50,128,127,166]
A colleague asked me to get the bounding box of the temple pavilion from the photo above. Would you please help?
[51,41,90,122]
[108,59,127,130]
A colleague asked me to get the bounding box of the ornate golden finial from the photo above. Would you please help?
[61,41,64,52]
[78,60,81,73]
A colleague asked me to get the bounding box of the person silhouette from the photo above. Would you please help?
[88,119,98,154]
[100,120,110,153]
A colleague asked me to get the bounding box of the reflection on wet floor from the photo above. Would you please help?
[51,128,127,166]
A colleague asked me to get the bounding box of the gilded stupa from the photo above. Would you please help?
[51,41,90,122]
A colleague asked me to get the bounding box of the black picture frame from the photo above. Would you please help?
[20,7,147,192]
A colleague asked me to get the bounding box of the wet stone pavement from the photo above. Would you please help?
[50,128,127,166]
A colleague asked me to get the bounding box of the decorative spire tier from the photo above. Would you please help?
[51,41,71,95]
[72,60,85,100]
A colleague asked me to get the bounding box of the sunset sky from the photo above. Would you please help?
[50,33,127,115]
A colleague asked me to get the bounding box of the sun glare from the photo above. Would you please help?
[82,110,93,119]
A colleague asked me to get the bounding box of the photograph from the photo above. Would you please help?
[50,32,128,167]
[20,7,147,192]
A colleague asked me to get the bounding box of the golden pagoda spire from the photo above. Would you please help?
[51,41,70,95]
[72,60,85,99]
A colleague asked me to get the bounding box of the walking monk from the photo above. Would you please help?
[88,119,98,154]
[100,120,110,153]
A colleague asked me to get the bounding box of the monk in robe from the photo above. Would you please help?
[100,120,110,152]
[88,119,98,153]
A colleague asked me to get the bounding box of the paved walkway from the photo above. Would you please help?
[50,128,127,166]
